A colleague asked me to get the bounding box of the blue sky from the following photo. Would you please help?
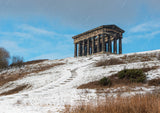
[0,0,160,61]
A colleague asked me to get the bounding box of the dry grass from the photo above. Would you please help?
[78,66,158,89]
[95,58,125,67]
[0,84,30,96]
[120,53,159,63]
[78,77,144,89]
[23,59,48,65]
[0,62,64,87]
[158,53,160,60]
[64,94,160,113]
[148,78,160,86]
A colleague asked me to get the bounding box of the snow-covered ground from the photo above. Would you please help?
[0,50,160,113]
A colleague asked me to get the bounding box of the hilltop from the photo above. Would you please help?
[0,50,159,113]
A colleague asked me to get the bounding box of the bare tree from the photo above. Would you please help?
[0,48,10,69]
[10,56,24,67]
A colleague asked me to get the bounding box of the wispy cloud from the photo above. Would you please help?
[129,22,160,33]
[18,24,55,35]
[123,21,160,44]
[0,31,33,39]
[0,24,74,61]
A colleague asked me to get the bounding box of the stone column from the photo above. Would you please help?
[74,43,77,57]
[104,42,106,52]
[82,40,85,56]
[119,37,122,54]
[102,34,105,52]
[108,35,111,53]
[111,41,112,53]
[87,38,90,55]
[97,35,100,52]
[92,37,95,54]
[114,38,117,54]
[78,42,81,56]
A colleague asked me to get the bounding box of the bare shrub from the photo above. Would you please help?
[95,58,125,67]
[148,78,160,86]
[10,56,24,67]
[64,94,160,113]
[0,48,10,69]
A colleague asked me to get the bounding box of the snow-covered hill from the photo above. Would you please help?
[0,50,160,113]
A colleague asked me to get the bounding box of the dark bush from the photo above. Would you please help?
[10,56,24,67]
[148,78,160,86]
[99,77,112,86]
[117,69,146,83]
[96,58,125,67]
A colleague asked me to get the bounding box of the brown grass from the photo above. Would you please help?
[0,84,30,96]
[78,78,144,89]
[64,94,160,113]
[23,59,48,65]
[148,78,160,86]
[0,62,64,87]
[120,53,158,63]
[78,66,158,89]
[95,58,125,67]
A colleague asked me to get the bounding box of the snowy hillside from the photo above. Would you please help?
[0,50,160,113]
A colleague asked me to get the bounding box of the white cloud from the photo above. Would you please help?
[0,31,33,39]
[18,24,55,35]
[18,24,74,40]
[136,30,160,39]
[129,22,160,33]
[123,21,160,44]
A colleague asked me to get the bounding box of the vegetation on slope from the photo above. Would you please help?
[0,84,30,96]
[64,93,160,113]
[0,62,64,88]
[117,69,146,83]
[95,58,125,67]
[78,66,158,89]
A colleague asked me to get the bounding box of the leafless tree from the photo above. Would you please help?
[10,56,24,67]
[0,48,10,69]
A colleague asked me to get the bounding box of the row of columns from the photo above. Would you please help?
[74,34,122,57]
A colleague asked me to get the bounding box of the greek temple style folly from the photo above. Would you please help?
[72,25,125,57]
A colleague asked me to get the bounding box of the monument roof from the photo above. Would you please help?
[72,25,125,39]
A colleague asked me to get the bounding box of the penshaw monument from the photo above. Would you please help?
[72,25,125,57]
